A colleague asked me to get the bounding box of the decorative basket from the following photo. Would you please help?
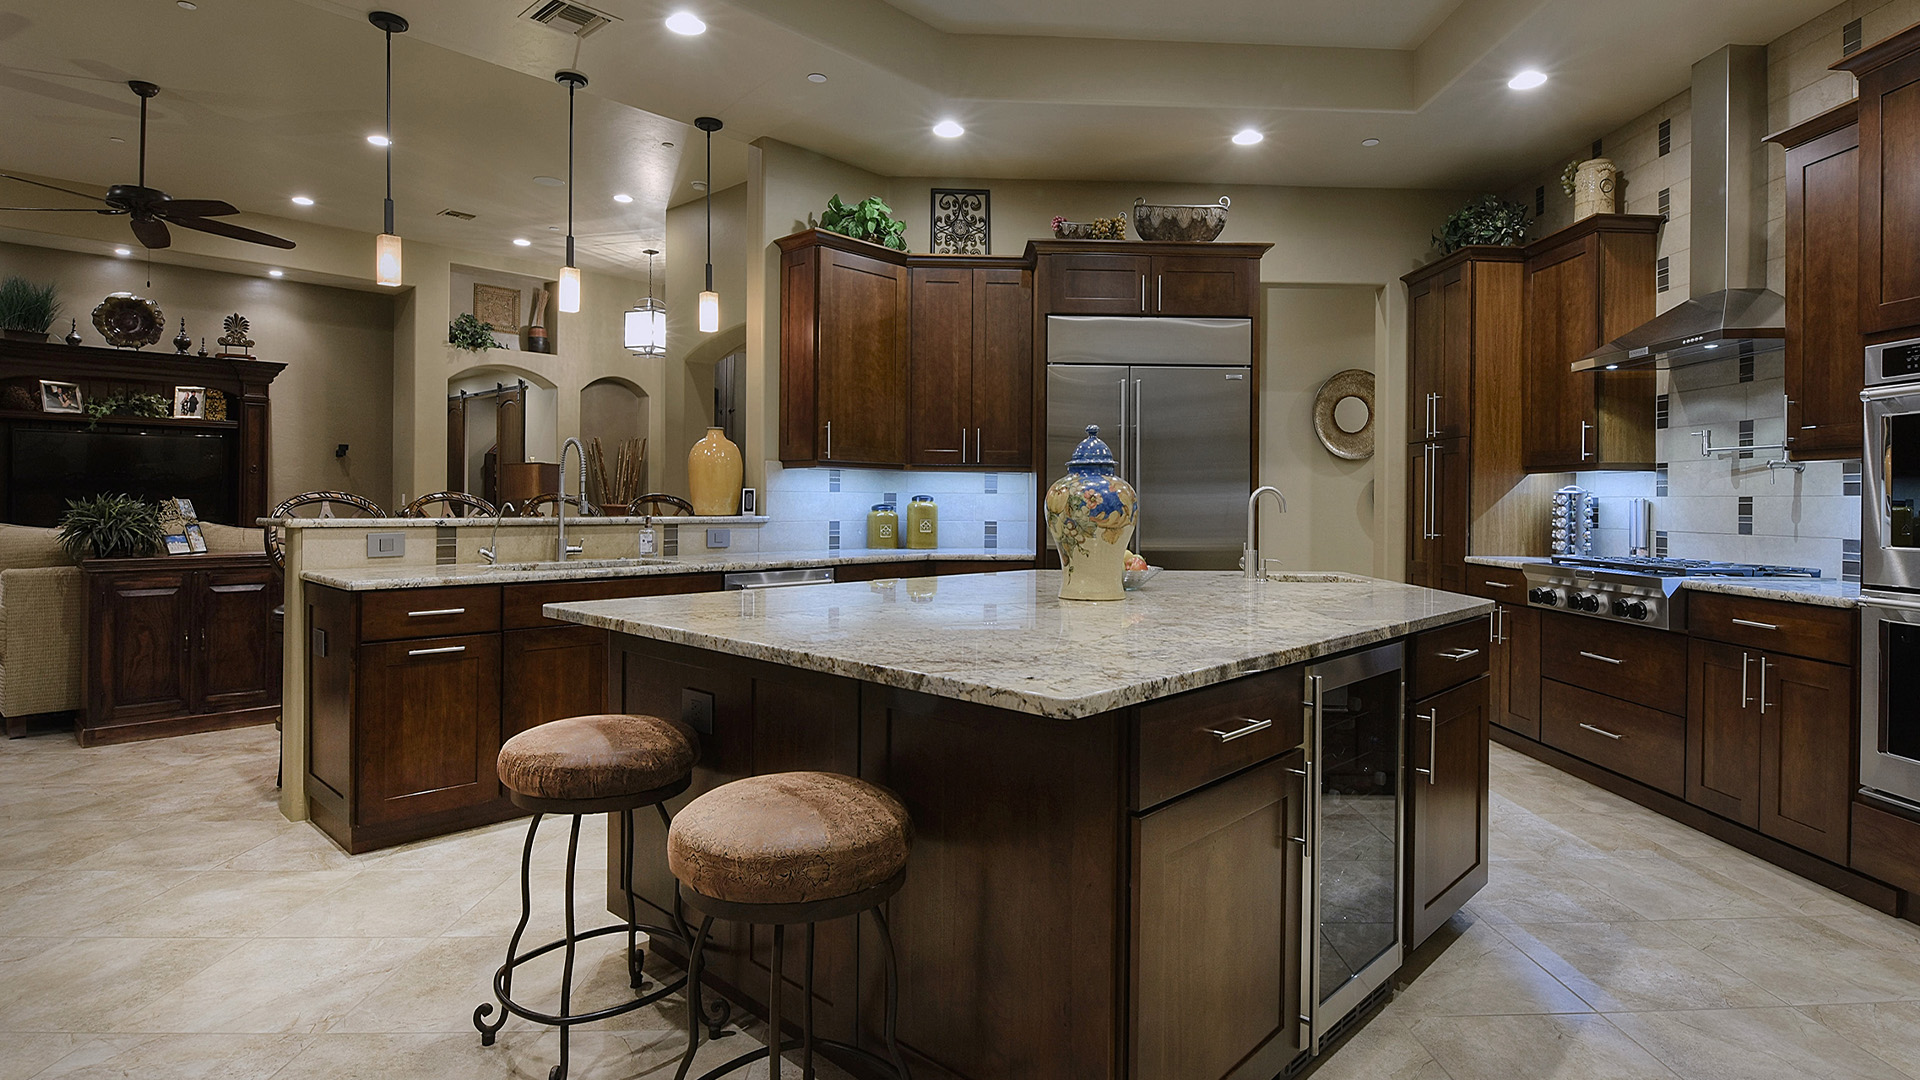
[1132,196,1231,242]
[1052,214,1127,241]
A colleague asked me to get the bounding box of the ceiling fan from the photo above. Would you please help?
[0,80,296,251]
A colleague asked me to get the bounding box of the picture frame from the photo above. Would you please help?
[185,523,207,554]
[173,386,208,419]
[472,283,521,333]
[930,188,991,255]
[39,380,81,414]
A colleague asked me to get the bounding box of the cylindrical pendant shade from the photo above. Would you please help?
[375,233,403,287]
[624,297,666,357]
[698,289,719,333]
[558,265,582,314]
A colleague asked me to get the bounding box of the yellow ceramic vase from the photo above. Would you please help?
[687,427,743,515]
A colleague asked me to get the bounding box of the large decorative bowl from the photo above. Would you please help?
[1132,196,1230,242]
[91,292,164,349]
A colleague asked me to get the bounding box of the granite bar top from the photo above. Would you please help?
[1465,554,1858,608]
[547,570,1492,719]
[302,547,1034,591]
[264,514,770,528]
[1465,556,1546,570]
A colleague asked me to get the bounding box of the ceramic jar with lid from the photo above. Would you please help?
[904,495,937,549]
[867,503,899,548]
[1044,425,1138,601]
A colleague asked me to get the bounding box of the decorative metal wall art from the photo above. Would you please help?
[930,188,990,255]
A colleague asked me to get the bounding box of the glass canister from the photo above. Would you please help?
[905,494,938,549]
[867,503,899,548]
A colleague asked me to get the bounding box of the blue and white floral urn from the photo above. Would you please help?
[1045,425,1138,601]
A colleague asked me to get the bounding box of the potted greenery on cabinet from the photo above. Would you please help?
[57,493,163,560]
[0,277,61,342]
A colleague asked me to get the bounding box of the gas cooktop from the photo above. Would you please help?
[1549,555,1823,578]
[1521,557,1823,629]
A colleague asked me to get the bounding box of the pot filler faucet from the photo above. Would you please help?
[557,437,587,561]
[1244,486,1288,580]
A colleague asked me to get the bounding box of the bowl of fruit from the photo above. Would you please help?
[1121,553,1161,590]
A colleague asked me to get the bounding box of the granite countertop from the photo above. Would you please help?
[1465,554,1858,608]
[302,547,1034,591]
[265,514,771,528]
[546,570,1492,719]
[1465,556,1546,571]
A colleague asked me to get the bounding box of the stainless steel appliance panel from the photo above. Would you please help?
[1862,384,1920,591]
[1045,315,1252,367]
[1045,363,1129,486]
[1133,365,1252,569]
[1860,590,1920,810]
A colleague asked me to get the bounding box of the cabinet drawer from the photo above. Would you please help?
[1851,798,1920,895]
[1541,679,1686,796]
[1408,617,1492,702]
[1540,613,1687,716]
[1134,667,1304,810]
[1467,566,1529,601]
[502,574,724,629]
[1686,591,1854,665]
[360,585,502,642]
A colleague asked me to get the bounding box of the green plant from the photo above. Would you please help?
[0,276,60,334]
[1560,158,1582,198]
[57,493,162,560]
[84,391,170,429]
[818,194,908,251]
[449,312,504,352]
[1433,195,1531,253]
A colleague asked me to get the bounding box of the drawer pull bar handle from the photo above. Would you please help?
[1206,716,1273,742]
[1578,722,1624,740]
[1731,618,1779,631]
[1413,709,1437,784]
[1578,650,1623,665]
[1438,647,1482,661]
[1285,766,1309,777]
[407,607,467,618]
[407,645,467,657]
[1287,834,1308,846]
[1483,581,1512,589]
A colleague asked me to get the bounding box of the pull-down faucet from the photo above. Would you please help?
[1244,486,1288,580]
[557,437,587,561]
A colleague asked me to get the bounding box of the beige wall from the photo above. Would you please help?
[0,239,395,510]
[659,182,750,498]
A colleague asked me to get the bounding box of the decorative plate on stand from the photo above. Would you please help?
[91,293,165,349]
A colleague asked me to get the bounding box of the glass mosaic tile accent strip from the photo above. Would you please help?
[1655,464,1669,497]
[1739,419,1755,459]
[884,491,897,505]
[1844,539,1862,583]
[827,520,840,551]
[1655,531,1669,558]
[1738,496,1754,535]
[1739,352,1755,382]
[1657,257,1670,292]
[828,469,842,493]
[1536,185,1546,215]
[985,473,999,494]
[1655,394,1669,430]
[1659,119,1672,156]
[1845,18,1863,55]
[1658,187,1671,219]
[1844,461,1862,496]
[663,524,680,556]
[985,521,998,551]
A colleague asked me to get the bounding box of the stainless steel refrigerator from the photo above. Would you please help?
[1046,315,1253,570]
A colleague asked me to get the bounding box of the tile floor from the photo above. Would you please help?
[1,726,1917,1079]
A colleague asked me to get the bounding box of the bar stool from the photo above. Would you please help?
[668,771,914,1080]
[473,713,702,1080]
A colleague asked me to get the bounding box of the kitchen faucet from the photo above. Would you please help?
[557,437,587,561]
[478,502,517,564]
[1244,486,1288,580]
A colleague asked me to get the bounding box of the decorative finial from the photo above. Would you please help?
[1085,424,1099,437]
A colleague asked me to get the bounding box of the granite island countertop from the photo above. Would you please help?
[1465,555,1860,608]
[545,569,1492,719]
[303,547,1033,591]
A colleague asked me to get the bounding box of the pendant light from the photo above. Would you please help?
[369,11,408,287]
[624,249,666,357]
[694,116,723,333]
[555,70,588,314]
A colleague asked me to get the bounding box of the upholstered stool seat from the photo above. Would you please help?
[498,712,697,810]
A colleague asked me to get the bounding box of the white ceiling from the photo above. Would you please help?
[878,0,1468,50]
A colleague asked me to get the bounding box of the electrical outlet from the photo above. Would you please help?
[681,688,715,735]
[366,532,406,558]
[706,528,730,549]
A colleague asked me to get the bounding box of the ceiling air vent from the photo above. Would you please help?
[437,208,477,220]
[522,0,617,38]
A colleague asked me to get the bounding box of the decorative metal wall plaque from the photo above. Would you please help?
[930,188,990,255]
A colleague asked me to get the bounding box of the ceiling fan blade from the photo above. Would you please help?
[129,215,171,249]
[0,173,109,205]
[168,215,296,250]
[157,198,237,218]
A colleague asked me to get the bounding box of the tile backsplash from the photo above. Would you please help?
[761,464,1037,553]
[1575,354,1860,579]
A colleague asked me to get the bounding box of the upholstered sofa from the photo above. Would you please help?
[0,522,265,736]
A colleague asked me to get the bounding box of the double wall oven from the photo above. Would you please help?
[1859,335,1920,812]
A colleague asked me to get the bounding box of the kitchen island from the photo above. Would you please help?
[548,569,1493,1080]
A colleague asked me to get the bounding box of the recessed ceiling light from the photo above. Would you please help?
[665,11,707,35]
[366,134,391,147]
[1508,69,1549,90]
[662,141,674,148]
[532,175,565,187]
[612,193,633,204]
[512,238,532,247]
[932,119,965,138]
[177,1,197,9]
[114,247,132,256]
[548,225,561,231]
[108,136,124,144]
[1232,129,1264,146]
[807,73,827,84]
[268,269,284,277]
[1361,138,1381,147]
[691,180,707,191]
[290,195,314,206]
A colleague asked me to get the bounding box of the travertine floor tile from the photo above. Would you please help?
[29,1032,313,1080]
[0,935,243,1032]
[120,936,429,1034]
[1801,1001,1920,1077]
[1495,920,1783,1013]
[1608,1006,1919,1080]
[1661,917,1920,1005]
[82,869,359,938]
[1409,1013,1679,1080]
[261,869,492,938]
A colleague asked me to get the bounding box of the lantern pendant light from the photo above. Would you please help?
[695,116,723,333]
[624,249,666,357]
[555,70,588,314]
[369,11,408,287]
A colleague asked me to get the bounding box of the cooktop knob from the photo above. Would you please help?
[1531,588,1558,606]
[1625,600,1649,620]
[1573,593,1600,612]
[1612,598,1631,616]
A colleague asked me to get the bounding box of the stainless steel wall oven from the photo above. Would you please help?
[1860,335,1920,810]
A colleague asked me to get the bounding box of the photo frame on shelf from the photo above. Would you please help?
[173,386,207,419]
[39,380,81,414]
[472,284,521,335]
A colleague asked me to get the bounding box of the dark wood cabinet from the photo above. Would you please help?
[1521,215,1662,471]
[908,265,1033,467]
[1041,251,1152,314]
[502,625,607,741]
[1407,675,1490,948]
[1491,602,1542,740]
[1772,104,1864,459]
[779,231,911,465]
[1149,254,1258,317]
[1837,24,1920,334]
[1687,639,1763,827]
[81,555,280,746]
[1034,248,1260,318]
[1132,750,1304,1080]
[1406,437,1468,593]
[355,632,502,827]
[1407,263,1473,441]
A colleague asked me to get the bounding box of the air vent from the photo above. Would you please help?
[437,208,477,220]
[1844,18,1863,56]
[522,0,616,38]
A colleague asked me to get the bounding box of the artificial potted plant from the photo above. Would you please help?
[57,493,163,560]
[818,194,908,251]
[0,276,61,342]
[1433,195,1531,253]
[449,312,504,352]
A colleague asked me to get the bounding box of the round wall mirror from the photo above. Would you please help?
[1312,369,1375,460]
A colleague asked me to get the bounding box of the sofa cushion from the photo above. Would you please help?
[0,525,74,570]
[198,522,266,556]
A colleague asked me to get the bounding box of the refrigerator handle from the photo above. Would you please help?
[1116,378,1128,481]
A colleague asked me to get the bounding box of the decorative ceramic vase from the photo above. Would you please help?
[686,426,743,515]
[1044,425,1138,602]
[173,318,191,354]
[1572,158,1619,220]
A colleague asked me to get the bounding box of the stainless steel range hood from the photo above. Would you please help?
[1574,45,1784,372]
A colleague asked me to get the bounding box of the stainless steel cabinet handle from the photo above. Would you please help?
[1433,392,1443,436]
[407,645,467,657]
[1157,274,1163,310]
[1484,581,1512,589]
[1580,420,1593,461]
[1579,722,1624,740]
[1140,274,1148,311]
[1740,651,1751,709]
[1287,834,1308,846]
[1439,647,1482,661]
[1578,650,1623,665]
[1117,379,1128,479]
[406,607,466,617]
[824,420,832,460]
[1206,716,1273,742]
[1731,618,1779,631]
[976,427,982,463]
[1285,766,1308,777]
[1758,656,1771,714]
[1413,709,1437,784]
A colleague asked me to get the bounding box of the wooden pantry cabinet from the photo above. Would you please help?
[1836,23,1920,335]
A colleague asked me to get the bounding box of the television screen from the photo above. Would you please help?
[9,425,235,527]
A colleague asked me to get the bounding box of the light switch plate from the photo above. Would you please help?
[706,528,730,549]
[366,532,406,558]
[681,688,715,735]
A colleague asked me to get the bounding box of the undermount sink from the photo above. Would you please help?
[479,557,672,572]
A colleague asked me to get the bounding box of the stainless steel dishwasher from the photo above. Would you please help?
[723,567,836,590]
